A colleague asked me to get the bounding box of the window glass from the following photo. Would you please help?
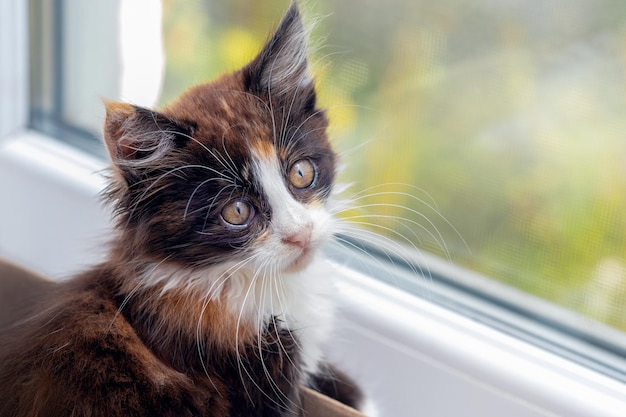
[30,0,626,338]
[29,0,120,155]
[157,0,626,334]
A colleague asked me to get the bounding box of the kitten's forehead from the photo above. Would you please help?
[251,139,276,161]
[167,75,274,146]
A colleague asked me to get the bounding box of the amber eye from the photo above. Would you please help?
[221,200,254,227]
[288,159,317,189]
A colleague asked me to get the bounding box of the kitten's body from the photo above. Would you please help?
[1,262,334,416]
[0,5,363,416]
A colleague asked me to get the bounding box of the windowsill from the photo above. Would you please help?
[0,130,110,276]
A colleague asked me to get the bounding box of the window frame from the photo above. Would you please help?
[1,2,626,416]
[0,0,28,138]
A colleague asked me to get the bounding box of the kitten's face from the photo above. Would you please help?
[104,5,335,275]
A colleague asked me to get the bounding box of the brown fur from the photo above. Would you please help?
[0,261,308,416]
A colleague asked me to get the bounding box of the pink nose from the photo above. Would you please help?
[282,228,312,249]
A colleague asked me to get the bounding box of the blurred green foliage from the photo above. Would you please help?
[160,0,626,330]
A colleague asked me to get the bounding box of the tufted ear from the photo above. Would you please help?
[103,102,192,183]
[243,3,314,99]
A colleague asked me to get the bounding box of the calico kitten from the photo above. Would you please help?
[0,4,365,417]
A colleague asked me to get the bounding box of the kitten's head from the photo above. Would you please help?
[103,4,336,279]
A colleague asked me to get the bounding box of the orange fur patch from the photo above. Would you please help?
[103,100,135,117]
[252,140,276,161]
[219,97,235,119]
[145,286,258,350]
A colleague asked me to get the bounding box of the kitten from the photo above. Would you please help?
[0,3,365,417]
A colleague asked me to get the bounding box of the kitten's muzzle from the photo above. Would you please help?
[281,227,312,250]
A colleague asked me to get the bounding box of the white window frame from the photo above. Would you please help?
[2,2,626,416]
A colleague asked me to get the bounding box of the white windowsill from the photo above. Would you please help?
[1,130,625,416]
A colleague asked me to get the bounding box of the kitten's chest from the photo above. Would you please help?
[168,258,337,375]
[123,258,337,413]
[257,260,337,376]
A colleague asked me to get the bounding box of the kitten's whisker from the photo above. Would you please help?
[220,135,242,183]
[226,257,300,411]
[282,125,330,157]
[337,213,427,248]
[217,123,250,178]
[212,89,274,133]
[332,201,455,261]
[195,258,259,394]
[203,256,266,405]
[109,282,142,331]
[181,134,243,183]
[338,211,446,259]
[331,233,406,286]
[196,257,260,385]
[260,262,307,413]
[270,270,303,372]
[346,182,437,202]
[124,164,235,225]
[234,259,275,406]
[128,127,241,184]
[267,67,279,153]
[285,107,332,146]
[263,263,302,411]
[334,184,470,255]
[336,215,440,277]
[255,271,294,409]
[334,236,423,296]
[187,182,238,220]
[278,73,309,150]
[183,177,228,220]
[332,223,433,288]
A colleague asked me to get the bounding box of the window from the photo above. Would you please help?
[3,0,626,415]
[60,0,626,369]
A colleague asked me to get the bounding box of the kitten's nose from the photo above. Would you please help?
[282,228,312,249]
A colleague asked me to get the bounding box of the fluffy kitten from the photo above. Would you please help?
[0,4,365,416]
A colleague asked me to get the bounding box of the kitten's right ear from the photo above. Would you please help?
[243,3,313,98]
[103,101,192,182]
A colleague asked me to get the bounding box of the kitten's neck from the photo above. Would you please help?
[109,262,257,356]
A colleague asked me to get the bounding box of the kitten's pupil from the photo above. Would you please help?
[289,159,316,189]
[221,199,253,227]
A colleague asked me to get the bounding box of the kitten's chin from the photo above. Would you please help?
[283,248,315,274]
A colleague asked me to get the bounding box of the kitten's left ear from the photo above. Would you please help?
[103,102,192,183]
[243,3,314,99]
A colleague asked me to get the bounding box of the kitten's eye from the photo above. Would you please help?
[221,200,254,227]
[288,159,317,189]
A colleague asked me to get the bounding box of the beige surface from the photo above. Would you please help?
[301,386,366,417]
